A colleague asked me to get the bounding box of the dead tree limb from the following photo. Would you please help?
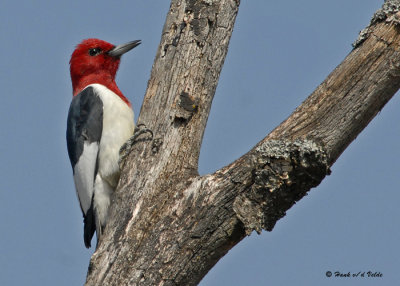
[85,1,400,285]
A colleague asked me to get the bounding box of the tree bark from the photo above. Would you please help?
[85,1,400,285]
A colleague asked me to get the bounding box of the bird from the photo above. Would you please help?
[66,38,140,248]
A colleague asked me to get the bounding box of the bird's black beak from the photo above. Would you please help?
[107,40,141,57]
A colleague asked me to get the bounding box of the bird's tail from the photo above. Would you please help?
[84,204,96,248]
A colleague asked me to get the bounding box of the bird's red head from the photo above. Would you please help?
[69,38,141,105]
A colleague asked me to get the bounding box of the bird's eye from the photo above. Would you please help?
[89,48,102,56]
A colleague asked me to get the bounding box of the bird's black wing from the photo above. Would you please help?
[66,86,103,248]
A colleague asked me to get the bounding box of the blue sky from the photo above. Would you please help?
[1,1,398,285]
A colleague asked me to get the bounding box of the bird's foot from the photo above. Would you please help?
[119,124,153,167]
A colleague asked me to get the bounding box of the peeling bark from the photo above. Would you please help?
[85,1,400,285]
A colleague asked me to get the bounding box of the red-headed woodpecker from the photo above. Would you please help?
[67,38,140,248]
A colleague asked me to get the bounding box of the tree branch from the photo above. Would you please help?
[135,0,239,177]
[269,7,400,164]
[85,1,400,285]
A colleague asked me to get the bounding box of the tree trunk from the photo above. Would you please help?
[85,1,400,285]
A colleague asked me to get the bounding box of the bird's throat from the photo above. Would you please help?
[72,73,131,106]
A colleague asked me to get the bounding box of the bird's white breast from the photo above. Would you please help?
[89,84,134,186]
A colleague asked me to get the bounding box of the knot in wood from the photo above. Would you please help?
[233,139,330,235]
[173,91,199,124]
[185,0,218,43]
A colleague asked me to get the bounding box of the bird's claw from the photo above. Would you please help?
[133,123,154,139]
[119,124,153,167]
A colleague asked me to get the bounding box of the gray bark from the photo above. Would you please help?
[85,1,400,285]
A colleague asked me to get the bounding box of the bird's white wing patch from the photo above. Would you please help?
[73,141,99,214]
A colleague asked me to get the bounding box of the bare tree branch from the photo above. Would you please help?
[85,1,400,285]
